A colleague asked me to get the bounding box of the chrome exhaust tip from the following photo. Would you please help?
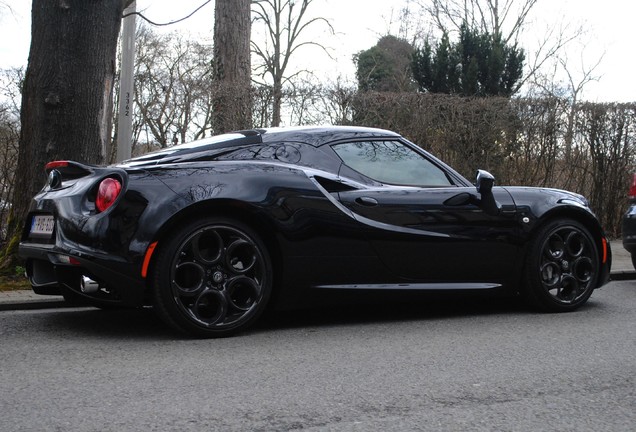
[80,275,100,293]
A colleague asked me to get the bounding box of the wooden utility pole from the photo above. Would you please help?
[116,1,136,162]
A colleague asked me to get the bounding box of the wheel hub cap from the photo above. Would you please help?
[212,271,224,284]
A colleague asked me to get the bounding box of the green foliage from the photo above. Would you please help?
[355,35,416,92]
[412,24,524,97]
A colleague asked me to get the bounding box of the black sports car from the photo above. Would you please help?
[19,126,611,337]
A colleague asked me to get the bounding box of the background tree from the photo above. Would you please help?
[422,0,538,44]
[527,46,604,167]
[411,33,454,94]
[251,0,333,127]
[213,0,251,133]
[414,0,584,92]
[355,35,416,92]
[0,68,22,242]
[0,0,132,269]
[577,102,635,234]
[412,24,524,96]
[132,26,215,151]
[0,2,12,15]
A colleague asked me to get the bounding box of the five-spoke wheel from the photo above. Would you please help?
[524,218,599,311]
[152,217,272,337]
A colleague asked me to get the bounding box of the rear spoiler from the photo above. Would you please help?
[45,160,95,177]
[44,160,97,189]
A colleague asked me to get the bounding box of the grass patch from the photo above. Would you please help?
[0,275,31,292]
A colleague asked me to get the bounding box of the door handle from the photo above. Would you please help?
[355,196,378,206]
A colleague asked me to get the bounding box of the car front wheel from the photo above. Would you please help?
[152,217,273,337]
[523,218,599,312]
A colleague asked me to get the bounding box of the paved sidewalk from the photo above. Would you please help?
[1,241,633,311]
[0,289,68,310]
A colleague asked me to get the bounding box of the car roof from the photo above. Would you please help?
[121,126,401,167]
[258,125,401,146]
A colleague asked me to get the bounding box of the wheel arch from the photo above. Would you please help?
[145,198,284,296]
[517,205,608,290]
[532,206,605,252]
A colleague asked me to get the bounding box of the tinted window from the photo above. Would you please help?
[332,141,452,187]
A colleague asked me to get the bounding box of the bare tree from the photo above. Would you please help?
[0,68,22,243]
[294,76,356,126]
[526,36,605,166]
[0,67,23,118]
[132,26,215,150]
[422,0,538,44]
[214,0,251,133]
[319,77,356,125]
[0,1,13,15]
[560,52,604,161]
[577,102,636,236]
[0,0,133,269]
[519,20,586,92]
[251,0,333,126]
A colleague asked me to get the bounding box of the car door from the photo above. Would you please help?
[331,140,521,286]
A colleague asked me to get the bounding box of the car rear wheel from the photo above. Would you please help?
[523,218,599,312]
[152,217,273,337]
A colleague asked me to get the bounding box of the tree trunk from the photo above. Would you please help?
[272,81,282,127]
[0,0,126,270]
[213,0,252,133]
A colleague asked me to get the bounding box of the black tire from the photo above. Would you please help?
[631,254,636,271]
[152,217,273,337]
[523,218,599,312]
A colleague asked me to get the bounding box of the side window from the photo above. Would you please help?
[332,141,453,187]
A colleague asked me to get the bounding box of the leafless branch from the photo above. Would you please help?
[251,0,333,126]
[122,0,212,26]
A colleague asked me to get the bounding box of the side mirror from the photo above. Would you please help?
[475,169,500,216]
[476,169,494,194]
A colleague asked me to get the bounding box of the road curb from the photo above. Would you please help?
[610,271,636,281]
[0,299,69,312]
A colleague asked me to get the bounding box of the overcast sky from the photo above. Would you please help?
[1,0,634,102]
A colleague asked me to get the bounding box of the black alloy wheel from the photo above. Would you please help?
[153,217,272,337]
[523,218,599,311]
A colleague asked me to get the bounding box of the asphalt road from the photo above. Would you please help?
[1,281,634,431]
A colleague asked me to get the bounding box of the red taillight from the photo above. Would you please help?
[45,161,69,171]
[629,173,636,198]
[96,178,122,212]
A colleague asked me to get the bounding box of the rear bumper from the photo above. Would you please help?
[19,242,147,306]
